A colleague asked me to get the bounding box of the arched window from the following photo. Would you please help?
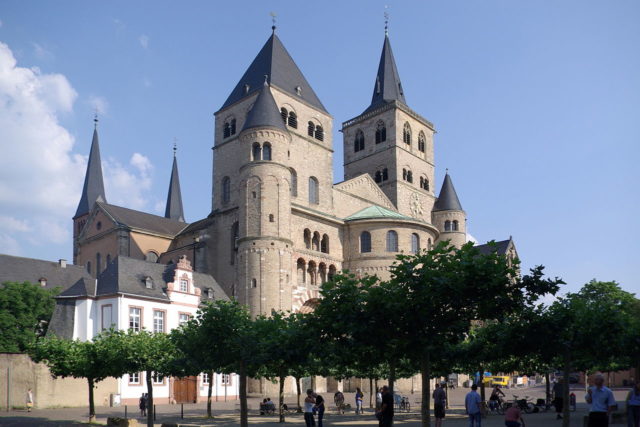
[354,130,365,152]
[411,233,420,253]
[297,259,306,284]
[403,122,412,145]
[386,230,399,252]
[375,120,386,143]
[251,278,257,288]
[312,232,320,251]
[403,169,407,181]
[321,234,329,254]
[288,111,298,128]
[280,107,288,123]
[315,125,324,141]
[222,177,230,204]
[374,171,382,183]
[308,261,317,286]
[418,131,426,152]
[420,176,430,191]
[230,221,239,264]
[223,122,231,138]
[444,220,452,231]
[96,253,101,273]
[304,229,311,249]
[328,265,337,281]
[307,121,315,137]
[407,171,413,183]
[290,168,298,197]
[319,263,327,283]
[230,119,236,135]
[452,220,459,231]
[252,142,261,161]
[263,142,272,161]
[382,168,389,181]
[360,231,372,253]
[309,177,319,204]
[145,251,158,263]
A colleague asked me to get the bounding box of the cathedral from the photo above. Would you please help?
[72,26,516,320]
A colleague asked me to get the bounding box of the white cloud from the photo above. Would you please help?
[0,216,31,233]
[32,42,54,61]
[88,95,109,115]
[103,153,154,211]
[138,34,149,49]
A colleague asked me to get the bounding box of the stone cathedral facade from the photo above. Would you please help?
[72,28,516,323]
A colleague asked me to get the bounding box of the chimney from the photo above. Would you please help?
[58,259,67,268]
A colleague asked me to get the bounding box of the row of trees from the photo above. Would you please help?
[29,242,639,427]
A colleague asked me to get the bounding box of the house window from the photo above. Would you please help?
[145,276,154,289]
[153,310,165,333]
[309,177,319,204]
[180,278,188,292]
[418,131,426,152]
[202,372,210,385]
[129,307,141,331]
[360,231,372,253]
[288,111,298,128]
[222,177,230,204]
[386,230,399,252]
[128,373,140,384]
[152,372,164,385]
[179,313,190,326]
[290,168,298,197]
[101,305,113,331]
[252,143,262,161]
[354,130,365,152]
[411,233,420,253]
[262,142,272,161]
[375,120,386,143]
[221,374,231,386]
[403,122,412,144]
[314,125,324,141]
[444,220,452,231]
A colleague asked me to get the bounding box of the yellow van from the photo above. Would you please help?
[491,376,510,387]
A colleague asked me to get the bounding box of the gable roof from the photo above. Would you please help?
[364,34,407,114]
[0,254,92,292]
[346,205,412,221]
[475,239,513,256]
[433,173,464,212]
[98,202,188,237]
[242,82,287,132]
[165,155,185,222]
[220,31,327,113]
[75,125,106,218]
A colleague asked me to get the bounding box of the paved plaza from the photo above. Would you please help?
[0,385,631,426]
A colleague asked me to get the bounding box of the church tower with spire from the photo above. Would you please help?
[432,172,467,248]
[342,30,436,222]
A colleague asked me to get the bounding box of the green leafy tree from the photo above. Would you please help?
[389,241,561,427]
[0,282,59,352]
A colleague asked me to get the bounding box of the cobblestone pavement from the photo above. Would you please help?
[0,384,631,426]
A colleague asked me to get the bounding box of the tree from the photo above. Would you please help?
[389,241,562,427]
[0,281,59,352]
[30,333,116,422]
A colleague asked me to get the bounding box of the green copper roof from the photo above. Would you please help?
[345,205,412,221]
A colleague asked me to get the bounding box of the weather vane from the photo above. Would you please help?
[173,138,177,157]
[93,107,99,128]
[270,11,277,32]
[384,6,389,35]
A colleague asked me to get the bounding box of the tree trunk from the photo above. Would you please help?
[279,371,286,423]
[88,377,95,422]
[239,363,248,427]
[545,371,551,404]
[296,376,302,413]
[207,370,214,418]
[369,378,374,408]
[146,370,153,427]
[562,349,571,427]
[389,362,396,395]
[479,365,486,402]
[420,353,431,427]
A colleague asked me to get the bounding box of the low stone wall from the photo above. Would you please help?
[0,352,117,409]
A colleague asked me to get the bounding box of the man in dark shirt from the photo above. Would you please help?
[377,385,394,427]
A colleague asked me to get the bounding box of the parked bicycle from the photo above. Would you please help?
[503,394,535,413]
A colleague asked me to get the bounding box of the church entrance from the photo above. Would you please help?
[173,376,197,403]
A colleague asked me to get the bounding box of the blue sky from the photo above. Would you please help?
[0,1,638,296]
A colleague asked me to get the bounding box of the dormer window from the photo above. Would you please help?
[145,276,154,289]
[295,86,302,96]
[39,278,47,287]
[179,278,188,292]
[206,288,214,299]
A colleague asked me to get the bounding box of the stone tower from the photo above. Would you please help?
[342,33,436,222]
[73,118,106,264]
[432,173,466,248]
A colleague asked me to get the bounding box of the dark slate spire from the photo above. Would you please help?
[74,120,106,218]
[220,31,327,113]
[242,79,287,132]
[364,34,407,114]
[164,147,185,222]
[433,173,464,211]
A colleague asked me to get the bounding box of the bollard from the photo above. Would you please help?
[124,405,127,418]
[181,403,184,419]
[154,404,156,421]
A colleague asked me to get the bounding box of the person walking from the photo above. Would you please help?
[315,393,325,427]
[465,383,482,427]
[139,393,147,417]
[504,405,525,427]
[376,385,394,427]
[626,382,640,427]
[433,382,447,427]
[585,373,616,427]
[26,388,33,412]
[376,387,383,410]
[304,389,316,427]
[355,387,364,414]
[553,378,564,420]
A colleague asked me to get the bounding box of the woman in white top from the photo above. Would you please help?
[304,389,316,427]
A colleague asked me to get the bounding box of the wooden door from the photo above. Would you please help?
[173,376,197,403]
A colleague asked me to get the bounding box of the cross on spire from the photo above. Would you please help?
[270,11,277,33]
[384,6,389,35]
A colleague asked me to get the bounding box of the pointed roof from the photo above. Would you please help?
[74,125,106,218]
[164,155,185,222]
[220,31,327,113]
[346,205,411,221]
[242,81,287,132]
[433,173,464,211]
[364,34,407,114]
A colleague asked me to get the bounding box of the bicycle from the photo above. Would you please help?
[487,397,507,415]
[507,394,535,413]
